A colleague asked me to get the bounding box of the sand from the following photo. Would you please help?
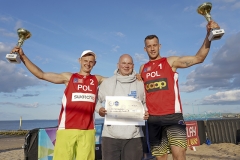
[0,135,240,160]
[0,135,25,160]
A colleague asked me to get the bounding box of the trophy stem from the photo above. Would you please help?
[204,11,212,22]
[17,38,24,47]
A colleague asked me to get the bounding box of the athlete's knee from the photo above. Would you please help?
[155,154,168,160]
[171,146,186,160]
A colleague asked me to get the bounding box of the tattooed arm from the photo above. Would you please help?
[168,21,220,72]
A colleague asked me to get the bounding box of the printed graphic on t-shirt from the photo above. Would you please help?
[128,91,137,98]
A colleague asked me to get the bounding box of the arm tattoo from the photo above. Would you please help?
[182,61,193,67]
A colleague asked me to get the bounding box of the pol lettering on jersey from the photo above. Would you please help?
[78,84,92,91]
[146,71,161,79]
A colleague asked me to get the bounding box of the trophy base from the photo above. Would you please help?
[208,29,225,41]
[6,53,21,64]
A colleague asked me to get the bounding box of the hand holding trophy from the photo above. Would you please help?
[6,28,31,64]
[197,2,224,41]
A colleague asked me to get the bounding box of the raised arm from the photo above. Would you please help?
[11,47,71,85]
[169,20,220,72]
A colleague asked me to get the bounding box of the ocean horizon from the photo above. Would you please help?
[1,117,238,131]
[0,118,104,131]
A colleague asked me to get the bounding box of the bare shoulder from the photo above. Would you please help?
[166,56,180,67]
[139,64,144,73]
[43,72,72,85]
[61,72,72,77]
[95,75,107,85]
[60,72,72,82]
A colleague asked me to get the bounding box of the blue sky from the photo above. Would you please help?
[0,0,239,120]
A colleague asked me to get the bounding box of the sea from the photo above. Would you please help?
[0,117,236,131]
[0,119,104,131]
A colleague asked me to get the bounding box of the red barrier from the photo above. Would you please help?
[186,121,200,147]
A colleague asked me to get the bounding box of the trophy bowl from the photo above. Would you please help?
[197,2,212,21]
[17,28,31,47]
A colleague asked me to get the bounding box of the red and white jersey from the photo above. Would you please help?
[141,58,182,115]
[58,73,98,130]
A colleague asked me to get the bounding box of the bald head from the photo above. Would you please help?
[117,54,134,76]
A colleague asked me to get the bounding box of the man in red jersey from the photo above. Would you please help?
[10,47,105,160]
[139,20,220,160]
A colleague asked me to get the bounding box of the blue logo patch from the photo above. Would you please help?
[114,101,119,106]
[128,90,137,98]
[178,120,185,125]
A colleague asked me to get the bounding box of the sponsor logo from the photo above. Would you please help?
[72,93,95,102]
[145,78,168,92]
[178,120,185,125]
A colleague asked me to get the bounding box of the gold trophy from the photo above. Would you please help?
[197,2,224,41]
[6,28,31,64]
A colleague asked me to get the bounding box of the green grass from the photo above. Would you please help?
[0,130,28,136]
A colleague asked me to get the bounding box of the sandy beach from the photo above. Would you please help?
[0,135,240,160]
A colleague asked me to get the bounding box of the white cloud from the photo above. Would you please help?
[134,53,148,64]
[0,42,41,93]
[232,1,240,9]
[0,102,39,108]
[183,6,195,12]
[0,42,14,53]
[181,32,240,92]
[201,90,240,105]
[34,56,50,64]
[0,28,17,38]
[0,60,42,93]
[116,32,125,37]
[0,15,13,22]
[213,0,236,3]
[166,50,177,56]
[199,21,207,28]
[14,20,23,31]
[111,45,120,52]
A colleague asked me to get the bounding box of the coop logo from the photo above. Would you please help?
[145,78,168,93]
[72,93,95,102]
